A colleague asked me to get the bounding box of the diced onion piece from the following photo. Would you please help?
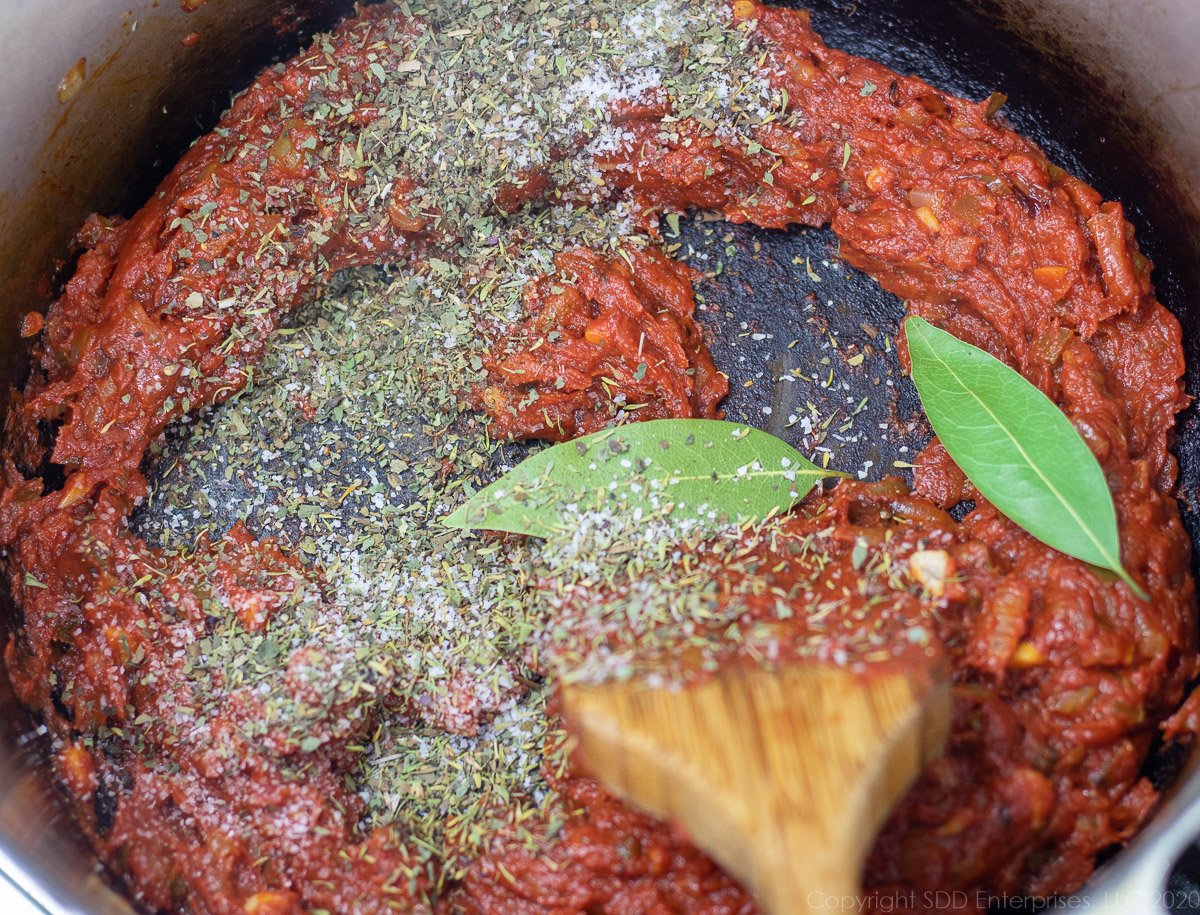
[58,742,97,799]
[1009,640,1046,669]
[1033,265,1073,302]
[731,0,758,19]
[788,57,818,85]
[951,193,984,228]
[937,809,974,837]
[387,199,426,233]
[897,108,930,128]
[909,549,951,597]
[244,891,300,915]
[908,187,938,209]
[58,471,93,509]
[915,205,940,233]
[1052,686,1098,715]
[20,312,44,338]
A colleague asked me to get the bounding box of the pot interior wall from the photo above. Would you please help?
[0,2,1198,913]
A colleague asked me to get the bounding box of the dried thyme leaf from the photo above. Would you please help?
[984,91,1008,119]
[444,419,843,538]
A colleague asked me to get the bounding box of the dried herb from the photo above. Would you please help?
[904,316,1146,599]
[444,419,841,538]
[984,90,1008,119]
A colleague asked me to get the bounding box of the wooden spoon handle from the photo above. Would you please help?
[563,665,950,914]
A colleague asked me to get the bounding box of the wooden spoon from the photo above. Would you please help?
[561,663,950,915]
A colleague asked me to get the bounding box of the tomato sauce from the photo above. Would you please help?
[1,3,1195,914]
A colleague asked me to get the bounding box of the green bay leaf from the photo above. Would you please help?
[904,316,1146,599]
[443,419,840,538]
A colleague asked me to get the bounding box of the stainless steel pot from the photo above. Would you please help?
[1,1,1198,913]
